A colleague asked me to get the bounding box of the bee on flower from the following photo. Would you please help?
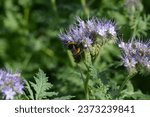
[59,17,117,62]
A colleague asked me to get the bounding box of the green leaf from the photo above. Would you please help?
[25,69,58,100]
[24,80,34,100]
[33,69,58,99]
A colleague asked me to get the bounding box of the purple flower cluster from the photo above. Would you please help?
[119,40,150,71]
[0,70,24,100]
[59,17,116,48]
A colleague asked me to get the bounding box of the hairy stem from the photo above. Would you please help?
[77,63,89,99]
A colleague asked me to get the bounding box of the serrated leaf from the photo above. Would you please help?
[24,80,34,100]
[33,69,58,99]
[25,69,58,100]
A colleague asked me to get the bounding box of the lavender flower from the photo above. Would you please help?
[96,20,116,37]
[118,40,150,72]
[59,17,117,61]
[0,70,24,100]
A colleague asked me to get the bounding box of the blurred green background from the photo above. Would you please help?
[0,0,150,99]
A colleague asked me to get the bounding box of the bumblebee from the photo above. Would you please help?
[67,42,82,62]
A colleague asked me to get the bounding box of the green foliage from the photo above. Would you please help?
[120,81,150,100]
[0,0,150,100]
[25,69,58,100]
[25,69,73,100]
[129,9,150,37]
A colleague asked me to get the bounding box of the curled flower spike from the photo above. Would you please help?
[118,39,150,72]
[59,17,117,61]
[0,70,24,100]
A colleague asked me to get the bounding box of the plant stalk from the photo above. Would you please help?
[84,75,89,100]
[120,73,136,91]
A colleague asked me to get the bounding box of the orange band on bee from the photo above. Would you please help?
[74,47,81,55]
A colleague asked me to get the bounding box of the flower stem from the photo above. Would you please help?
[77,64,89,100]
[77,64,85,82]
[84,75,90,100]
[80,0,89,17]
[119,73,136,91]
